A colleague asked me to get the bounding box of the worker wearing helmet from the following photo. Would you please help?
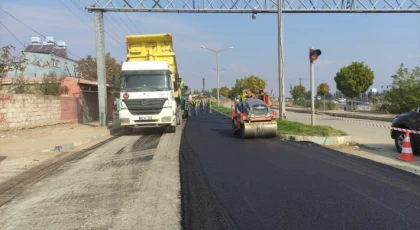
[236,87,248,113]
[259,90,273,107]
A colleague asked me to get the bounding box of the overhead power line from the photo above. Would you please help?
[0,20,25,48]
[0,7,81,59]
[59,0,126,49]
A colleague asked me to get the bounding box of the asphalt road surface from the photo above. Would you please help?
[180,111,420,230]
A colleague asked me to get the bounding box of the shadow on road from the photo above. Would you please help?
[209,128,241,139]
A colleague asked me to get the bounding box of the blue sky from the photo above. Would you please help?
[1,0,419,97]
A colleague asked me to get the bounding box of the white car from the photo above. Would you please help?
[344,101,371,111]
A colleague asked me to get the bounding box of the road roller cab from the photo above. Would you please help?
[231,98,278,139]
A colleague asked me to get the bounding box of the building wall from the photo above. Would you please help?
[5,53,78,78]
[0,94,63,131]
[0,92,114,131]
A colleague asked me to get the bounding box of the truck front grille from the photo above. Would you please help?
[123,98,167,115]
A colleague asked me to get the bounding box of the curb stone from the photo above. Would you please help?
[40,125,124,153]
[212,107,352,146]
[279,134,351,146]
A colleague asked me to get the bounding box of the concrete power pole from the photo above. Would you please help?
[309,47,322,126]
[202,78,206,93]
[298,78,303,86]
[277,0,285,120]
[94,10,107,127]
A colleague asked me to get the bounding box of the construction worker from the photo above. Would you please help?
[259,90,273,107]
[193,98,198,116]
[206,98,212,114]
[236,87,247,113]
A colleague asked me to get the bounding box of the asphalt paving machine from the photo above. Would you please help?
[231,98,278,138]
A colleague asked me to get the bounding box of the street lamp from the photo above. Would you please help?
[201,46,234,106]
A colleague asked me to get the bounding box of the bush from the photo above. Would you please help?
[295,98,306,107]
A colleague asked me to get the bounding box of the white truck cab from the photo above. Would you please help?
[119,61,179,134]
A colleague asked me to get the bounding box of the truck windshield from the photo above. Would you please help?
[120,71,171,91]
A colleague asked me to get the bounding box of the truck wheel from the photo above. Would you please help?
[176,107,182,125]
[124,127,133,135]
[168,125,176,133]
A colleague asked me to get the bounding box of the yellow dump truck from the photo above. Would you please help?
[119,33,183,134]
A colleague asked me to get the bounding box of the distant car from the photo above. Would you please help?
[344,101,371,111]
[337,98,347,103]
[391,107,420,154]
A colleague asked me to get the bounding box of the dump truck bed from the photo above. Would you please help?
[126,33,181,98]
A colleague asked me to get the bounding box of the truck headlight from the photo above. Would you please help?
[266,112,271,117]
[249,112,255,118]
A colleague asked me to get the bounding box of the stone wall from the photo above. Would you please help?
[0,94,78,131]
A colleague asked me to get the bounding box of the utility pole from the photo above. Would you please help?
[310,60,315,125]
[202,78,206,93]
[201,46,234,106]
[94,10,107,127]
[298,78,302,86]
[309,47,322,126]
[277,0,285,120]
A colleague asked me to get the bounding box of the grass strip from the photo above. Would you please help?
[212,105,348,137]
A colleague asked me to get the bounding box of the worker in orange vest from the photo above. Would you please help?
[259,90,272,107]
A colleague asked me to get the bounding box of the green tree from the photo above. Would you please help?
[76,53,121,85]
[211,88,218,98]
[317,82,330,109]
[219,86,230,97]
[230,75,266,97]
[36,71,65,96]
[1,44,49,94]
[334,61,374,110]
[291,85,306,104]
[385,64,420,113]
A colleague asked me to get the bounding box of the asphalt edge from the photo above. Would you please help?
[179,115,239,230]
[212,106,352,146]
[40,124,124,153]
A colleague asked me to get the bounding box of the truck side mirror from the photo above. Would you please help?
[417,107,420,113]
[174,81,180,89]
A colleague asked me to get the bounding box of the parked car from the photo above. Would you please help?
[391,107,420,154]
[337,98,347,103]
[344,101,371,111]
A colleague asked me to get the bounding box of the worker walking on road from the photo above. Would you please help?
[193,98,198,116]
[206,99,212,114]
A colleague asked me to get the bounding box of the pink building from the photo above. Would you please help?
[0,76,114,124]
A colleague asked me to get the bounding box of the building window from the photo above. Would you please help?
[56,60,60,68]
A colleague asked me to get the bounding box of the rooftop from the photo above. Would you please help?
[24,36,70,59]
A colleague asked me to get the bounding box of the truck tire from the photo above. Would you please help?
[168,125,176,133]
[176,107,182,125]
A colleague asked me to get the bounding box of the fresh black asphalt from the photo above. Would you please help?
[180,111,420,230]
